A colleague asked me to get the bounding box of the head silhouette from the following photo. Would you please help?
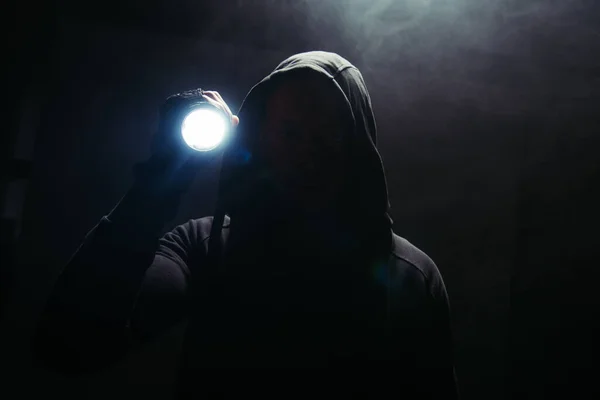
[260,72,352,213]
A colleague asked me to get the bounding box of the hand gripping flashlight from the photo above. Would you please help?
[157,88,233,154]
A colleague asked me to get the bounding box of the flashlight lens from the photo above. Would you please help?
[181,108,228,152]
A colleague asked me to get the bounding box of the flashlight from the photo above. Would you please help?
[181,104,230,152]
[159,88,232,154]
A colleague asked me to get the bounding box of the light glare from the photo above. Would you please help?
[181,108,228,151]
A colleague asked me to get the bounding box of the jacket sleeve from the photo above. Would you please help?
[421,266,460,400]
[33,180,206,374]
[386,255,459,399]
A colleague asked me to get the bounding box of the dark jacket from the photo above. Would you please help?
[34,51,458,398]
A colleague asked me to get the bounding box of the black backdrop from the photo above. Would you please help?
[3,1,599,399]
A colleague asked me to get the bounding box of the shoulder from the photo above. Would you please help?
[388,233,447,299]
[391,234,439,283]
[178,215,230,241]
[172,215,230,238]
[162,215,231,251]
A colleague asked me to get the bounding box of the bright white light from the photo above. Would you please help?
[181,108,228,151]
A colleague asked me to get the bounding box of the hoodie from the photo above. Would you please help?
[34,52,458,398]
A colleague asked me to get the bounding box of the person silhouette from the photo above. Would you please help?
[35,51,458,399]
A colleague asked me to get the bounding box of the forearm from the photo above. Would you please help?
[34,169,187,372]
[422,288,459,399]
[33,224,158,372]
[44,154,191,319]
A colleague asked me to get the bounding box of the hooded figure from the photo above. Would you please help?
[34,52,458,398]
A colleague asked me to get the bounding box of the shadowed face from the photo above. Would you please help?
[260,74,351,213]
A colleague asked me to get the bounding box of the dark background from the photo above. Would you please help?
[2,0,599,399]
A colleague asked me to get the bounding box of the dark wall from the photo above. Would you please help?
[3,1,599,399]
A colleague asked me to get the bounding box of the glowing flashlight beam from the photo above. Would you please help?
[181,108,228,152]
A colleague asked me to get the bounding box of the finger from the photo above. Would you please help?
[211,91,226,105]
[202,90,218,100]
[202,93,238,126]
[204,91,232,115]
[201,93,225,112]
[203,90,222,102]
[202,93,235,125]
[202,91,225,108]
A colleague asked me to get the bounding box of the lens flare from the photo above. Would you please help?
[181,108,228,151]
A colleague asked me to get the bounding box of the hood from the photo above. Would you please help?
[208,51,392,262]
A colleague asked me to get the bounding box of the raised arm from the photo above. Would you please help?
[32,173,204,373]
[33,88,237,374]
